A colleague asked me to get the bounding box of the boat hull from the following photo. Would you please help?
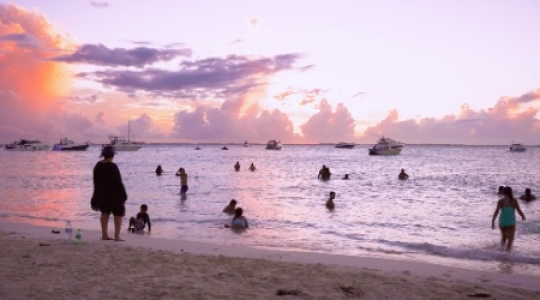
[5,144,50,151]
[266,145,283,150]
[335,144,355,149]
[53,144,89,151]
[369,148,402,156]
[104,144,142,151]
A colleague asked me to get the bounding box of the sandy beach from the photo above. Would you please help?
[0,222,538,300]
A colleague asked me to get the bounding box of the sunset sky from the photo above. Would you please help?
[1,1,539,144]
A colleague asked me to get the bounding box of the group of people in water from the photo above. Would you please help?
[222,199,248,229]
[234,162,256,171]
[92,146,535,248]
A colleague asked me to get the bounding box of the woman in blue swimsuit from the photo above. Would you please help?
[492,186,526,251]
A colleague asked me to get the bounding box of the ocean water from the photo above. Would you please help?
[1,144,539,275]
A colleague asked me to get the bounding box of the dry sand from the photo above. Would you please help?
[0,221,538,300]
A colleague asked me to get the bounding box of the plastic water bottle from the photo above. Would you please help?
[75,229,82,245]
[65,221,72,244]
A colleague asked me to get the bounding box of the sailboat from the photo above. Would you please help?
[103,121,144,151]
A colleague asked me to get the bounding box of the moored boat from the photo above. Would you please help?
[510,142,526,152]
[335,142,355,149]
[102,121,144,151]
[4,139,50,151]
[266,140,283,150]
[368,137,403,155]
[52,138,89,151]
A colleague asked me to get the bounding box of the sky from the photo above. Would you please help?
[1,0,540,145]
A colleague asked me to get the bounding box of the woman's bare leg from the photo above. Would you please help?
[506,226,516,251]
[499,227,507,248]
[100,213,112,240]
[114,216,124,241]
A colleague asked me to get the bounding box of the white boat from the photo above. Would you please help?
[4,139,51,151]
[510,142,526,152]
[335,142,355,149]
[103,121,144,151]
[52,138,90,151]
[368,137,403,155]
[266,140,283,150]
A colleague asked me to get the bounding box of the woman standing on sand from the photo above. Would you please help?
[492,186,525,251]
[91,145,128,241]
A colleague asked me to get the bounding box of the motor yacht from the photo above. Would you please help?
[52,138,90,151]
[510,142,526,152]
[335,142,355,149]
[266,140,283,150]
[4,139,51,151]
[368,137,403,155]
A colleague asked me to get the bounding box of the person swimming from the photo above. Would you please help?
[223,199,237,214]
[398,169,409,180]
[155,165,163,176]
[249,163,256,171]
[519,188,536,201]
[234,162,240,171]
[326,191,336,210]
[318,165,331,180]
[342,174,349,180]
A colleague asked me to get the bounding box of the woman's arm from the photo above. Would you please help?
[491,201,501,229]
[514,199,526,221]
[113,164,128,201]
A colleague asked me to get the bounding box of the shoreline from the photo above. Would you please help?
[1,221,539,299]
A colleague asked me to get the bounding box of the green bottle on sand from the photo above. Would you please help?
[75,229,82,245]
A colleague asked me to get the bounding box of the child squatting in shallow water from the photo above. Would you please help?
[225,208,248,229]
[128,204,151,233]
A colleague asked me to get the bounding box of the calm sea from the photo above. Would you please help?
[1,144,539,274]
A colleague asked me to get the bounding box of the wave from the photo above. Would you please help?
[376,239,540,265]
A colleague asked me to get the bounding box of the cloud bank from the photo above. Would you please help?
[362,89,540,145]
[53,44,191,67]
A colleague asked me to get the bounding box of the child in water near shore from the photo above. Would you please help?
[128,204,151,233]
[225,208,248,229]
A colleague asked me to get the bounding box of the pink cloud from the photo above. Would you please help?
[300,99,356,143]
[170,101,295,143]
[361,88,540,145]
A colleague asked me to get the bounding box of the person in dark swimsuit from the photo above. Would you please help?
[492,186,526,251]
[91,145,127,241]
[519,188,536,201]
[128,204,151,233]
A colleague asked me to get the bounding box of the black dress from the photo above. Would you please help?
[91,161,128,216]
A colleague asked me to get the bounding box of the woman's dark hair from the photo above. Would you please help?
[141,204,148,210]
[230,199,237,205]
[234,207,243,217]
[101,145,115,158]
[503,186,514,199]
[525,188,531,195]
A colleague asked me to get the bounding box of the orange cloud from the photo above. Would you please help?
[0,4,73,141]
